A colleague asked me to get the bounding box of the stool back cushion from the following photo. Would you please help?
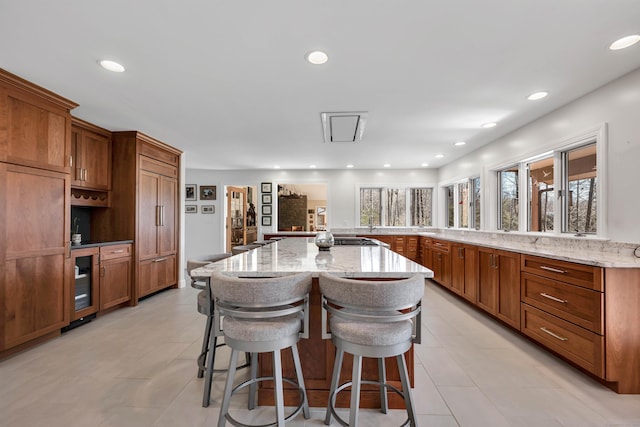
[319,273,424,310]
[210,272,312,306]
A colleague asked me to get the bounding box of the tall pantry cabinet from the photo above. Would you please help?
[0,69,77,351]
[98,131,181,304]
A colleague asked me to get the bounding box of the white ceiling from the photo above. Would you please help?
[1,1,639,170]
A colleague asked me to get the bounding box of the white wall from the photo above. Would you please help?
[439,67,640,244]
[184,168,438,259]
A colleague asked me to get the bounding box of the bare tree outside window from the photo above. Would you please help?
[528,156,554,232]
[565,143,597,234]
[499,167,519,231]
[472,177,481,229]
[458,182,469,228]
[410,188,432,226]
[360,188,381,226]
[385,188,406,226]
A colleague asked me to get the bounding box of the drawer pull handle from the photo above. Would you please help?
[540,327,568,341]
[110,250,125,254]
[540,265,566,274]
[153,258,168,263]
[540,293,567,304]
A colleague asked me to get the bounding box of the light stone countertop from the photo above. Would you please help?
[190,237,433,279]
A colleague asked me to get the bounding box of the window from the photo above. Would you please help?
[458,181,469,228]
[494,134,601,235]
[445,185,454,227]
[360,187,381,226]
[563,143,597,234]
[410,188,433,226]
[471,177,481,229]
[498,166,519,231]
[527,156,554,232]
[359,187,432,227]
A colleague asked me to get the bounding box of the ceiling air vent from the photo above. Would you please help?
[321,111,368,143]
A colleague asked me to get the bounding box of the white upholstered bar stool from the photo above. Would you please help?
[210,271,313,427]
[187,254,250,407]
[318,272,424,427]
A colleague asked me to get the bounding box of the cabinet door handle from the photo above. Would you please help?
[540,292,567,304]
[155,205,161,226]
[540,327,568,341]
[153,257,168,263]
[458,247,464,259]
[69,155,73,167]
[82,168,87,182]
[540,265,566,274]
[160,205,165,226]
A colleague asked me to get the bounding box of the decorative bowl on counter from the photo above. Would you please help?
[314,231,334,251]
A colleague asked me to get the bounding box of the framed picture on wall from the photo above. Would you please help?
[185,184,197,201]
[261,182,272,193]
[185,205,197,214]
[262,205,272,215]
[202,205,215,214]
[200,185,216,200]
[262,216,272,226]
[262,194,272,204]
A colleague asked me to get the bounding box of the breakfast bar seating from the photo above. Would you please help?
[319,272,424,426]
[190,237,433,411]
[210,271,313,427]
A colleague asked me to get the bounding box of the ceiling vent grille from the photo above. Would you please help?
[321,111,368,143]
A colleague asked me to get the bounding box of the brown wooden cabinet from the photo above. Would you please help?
[0,70,76,173]
[0,69,76,353]
[478,247,520,329]
[451,242,478,303]
[420,236,432,268]
[431,239,452,287]
[70,118,111,191]
[99,132,181,304]
[405,235,420,262]
[99,244,132,310]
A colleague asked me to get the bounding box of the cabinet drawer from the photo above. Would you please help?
[431,239,450,253]
[521,255,602,291]
[521,272,603,334]
[521,304,604,377]
[100,244,132,260]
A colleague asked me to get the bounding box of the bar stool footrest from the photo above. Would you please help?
[225,376,307,427]
[327,380,411,427]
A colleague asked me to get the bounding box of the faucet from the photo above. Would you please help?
[368,224,376,232]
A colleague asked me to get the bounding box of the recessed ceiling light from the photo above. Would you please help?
[527,91,548,100]
[609,35,640,50]
[482,122,497,128]
[435,154,444,159]
[383,163,391,168]
[274,165,281,169]
[306,50,328,65]
[346,164,354,168]
[309,165,316,169]
[98,59,125,73]
[421,163,429,167]
[454,141,466,146]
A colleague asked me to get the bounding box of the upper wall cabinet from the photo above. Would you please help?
[0,69,77,173]
[71,117,111,191]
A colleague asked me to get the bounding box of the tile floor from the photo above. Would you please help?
[1,280,639,427]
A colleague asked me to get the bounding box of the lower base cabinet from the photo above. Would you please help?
[99,244,132,310]
[138,255,177,298]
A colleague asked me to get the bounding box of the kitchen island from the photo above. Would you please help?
[191,237,432,408]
